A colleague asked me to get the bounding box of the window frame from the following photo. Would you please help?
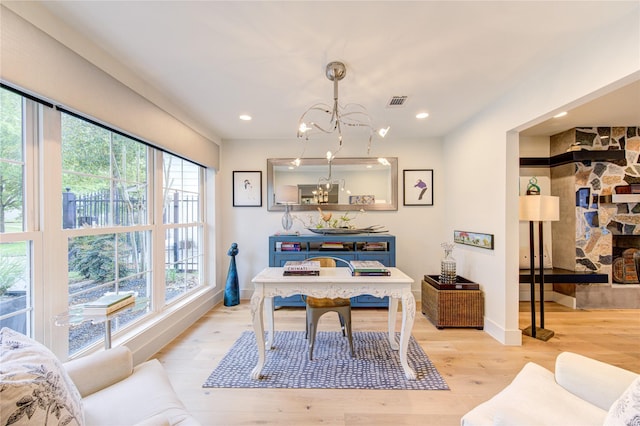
[0,87,210,357]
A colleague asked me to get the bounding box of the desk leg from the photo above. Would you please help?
[265,297,275,350]
[387,297,400,350]
[250,289,265,379]
[104,319,112,349]
[399,291,417,380]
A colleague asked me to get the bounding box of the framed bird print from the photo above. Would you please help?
[233,171,262,207]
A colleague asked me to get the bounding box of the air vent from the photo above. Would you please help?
[387,96,408,107]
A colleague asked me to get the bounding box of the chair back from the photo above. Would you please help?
[306,256,350,268]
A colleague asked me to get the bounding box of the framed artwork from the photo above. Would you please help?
[403,169,433,206]
[233,171,262,207]
[454,230,494,250]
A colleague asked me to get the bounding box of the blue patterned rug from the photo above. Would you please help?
[202,331,449,390]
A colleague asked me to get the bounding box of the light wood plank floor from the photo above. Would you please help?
[155,302,640,425]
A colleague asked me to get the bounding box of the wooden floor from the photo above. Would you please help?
[155,301,640,425]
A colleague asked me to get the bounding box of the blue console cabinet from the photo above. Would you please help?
[268,234,396,307]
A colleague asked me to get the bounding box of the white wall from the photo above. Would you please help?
[443,10,639,345]
[219,138,444,301]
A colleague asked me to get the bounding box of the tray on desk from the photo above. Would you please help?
[424,275,480,290]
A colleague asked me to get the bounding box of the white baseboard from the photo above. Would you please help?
[115,286,220,364]
[483,316,522,346]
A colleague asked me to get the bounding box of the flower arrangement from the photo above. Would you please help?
[296,207,365,229]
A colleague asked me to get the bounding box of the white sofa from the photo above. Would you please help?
[0,327,198,426]
[461,352,639,426]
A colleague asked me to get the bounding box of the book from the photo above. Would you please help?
[83,293,135,315]
[320,242,345,250]
[283,260,321,272]
[363,242,387,251]
[352,270,391,276]
[280,242,302,251]
[283,270,320,276]
[349,260,390,276]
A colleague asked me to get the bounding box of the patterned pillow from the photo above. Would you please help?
[604,376,640,426]
[0,327,84,426]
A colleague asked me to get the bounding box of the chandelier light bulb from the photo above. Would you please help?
[298,123,310,134]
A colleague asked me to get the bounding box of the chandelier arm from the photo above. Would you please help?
[296,61,387,158]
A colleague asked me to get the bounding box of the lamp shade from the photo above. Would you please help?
[519,195,560,222]
[276,185,298,204]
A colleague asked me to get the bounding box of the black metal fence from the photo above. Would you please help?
[62,188,199,270]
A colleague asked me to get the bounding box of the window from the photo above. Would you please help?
[62,114,152,354]
[162,153,203,302]
[0,85,209,357]
[62,115,148,229]
[0,88,33,336]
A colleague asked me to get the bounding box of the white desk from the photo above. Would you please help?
[250,267,416,380]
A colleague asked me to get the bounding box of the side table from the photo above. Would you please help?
[54,297,149,349]
[421,275,484,329]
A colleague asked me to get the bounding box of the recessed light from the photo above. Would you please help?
[239,114,252,121]
[553,111,567,118]
[416,112,429,119]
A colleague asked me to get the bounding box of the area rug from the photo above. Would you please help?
[203,331,449,390]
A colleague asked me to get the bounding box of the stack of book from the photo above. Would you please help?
[363,242,386,251]
[349,260,391,276]
[320,242,345,250]
[283,260,321,276]
[83,292,135,315]
[279,241,301,251]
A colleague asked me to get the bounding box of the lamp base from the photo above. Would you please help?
[522,326,555,342]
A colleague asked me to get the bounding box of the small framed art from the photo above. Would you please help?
[403,169,433,206]
[454,230,494,250]
[233,171,262,207]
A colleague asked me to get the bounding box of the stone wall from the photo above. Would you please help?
[551,127,640,275]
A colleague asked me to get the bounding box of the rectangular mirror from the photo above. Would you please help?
[267,157,398,211]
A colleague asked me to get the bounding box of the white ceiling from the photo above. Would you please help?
[18,1,640,141]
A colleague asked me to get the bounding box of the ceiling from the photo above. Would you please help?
[16,1,640,142]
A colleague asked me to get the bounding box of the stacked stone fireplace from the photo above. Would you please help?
[550,126,640,308]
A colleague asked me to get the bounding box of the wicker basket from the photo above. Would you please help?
[421,279,484,329]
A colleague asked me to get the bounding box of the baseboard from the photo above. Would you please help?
[116,286,219,364]
[552,292,576,309]
[483,316,522,346]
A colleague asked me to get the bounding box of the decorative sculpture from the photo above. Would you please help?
[224,243,240,306]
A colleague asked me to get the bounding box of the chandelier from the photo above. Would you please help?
[296,61,389,159]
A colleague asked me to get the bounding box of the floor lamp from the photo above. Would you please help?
[276,185,298,231]
[519,194,559,341]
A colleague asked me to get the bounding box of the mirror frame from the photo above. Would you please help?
[267,157,398,212]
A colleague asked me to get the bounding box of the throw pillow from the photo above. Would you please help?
[604,376,640,426]
[0,327,84,425]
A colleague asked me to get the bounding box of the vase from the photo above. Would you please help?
[224,243,240,306]
[440,245,457,284]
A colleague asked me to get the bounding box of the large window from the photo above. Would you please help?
[0,89,32,336]
[0,86,209,356]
